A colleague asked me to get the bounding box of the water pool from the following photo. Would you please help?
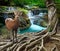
[18,10,47,34]
[18,24,46,34]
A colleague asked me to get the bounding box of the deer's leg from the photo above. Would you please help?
[12,30,14,43]
[15,29,17,42]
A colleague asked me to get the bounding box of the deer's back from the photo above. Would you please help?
[5,18,19,30]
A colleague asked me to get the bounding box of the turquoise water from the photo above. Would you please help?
[18,24,46,34]
[18,11,47,34]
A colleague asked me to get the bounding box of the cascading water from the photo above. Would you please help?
[18,10,47,34]
[27,11,46,25]
[27,11,34,24]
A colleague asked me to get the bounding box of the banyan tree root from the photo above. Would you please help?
[0,42,13,51]
[7,43,17,51]
[0,32,47,51]
[24,32,49,51]
[0,31,60,51]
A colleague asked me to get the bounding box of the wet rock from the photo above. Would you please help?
[40,20,48,27]
[31,9,40,15]
[18,11,31,30]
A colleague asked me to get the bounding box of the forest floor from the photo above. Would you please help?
[0,23,60,51]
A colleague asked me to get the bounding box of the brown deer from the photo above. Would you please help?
[5,10,21,43]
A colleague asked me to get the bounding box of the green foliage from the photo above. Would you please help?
[0,6,7,12]
[5,0,46,8]
[0,26,10,39]
[1,0,60,8]
[17,7,28,14]
[54,0,60,3]
[0,26,8,35]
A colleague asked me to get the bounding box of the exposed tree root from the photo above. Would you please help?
[0,31,60,51]
[0,42,13,51]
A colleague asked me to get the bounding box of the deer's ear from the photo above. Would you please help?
[20,12,23,16]
[14,11,18,16]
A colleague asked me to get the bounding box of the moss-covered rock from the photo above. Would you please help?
[18,11,31,30]
[39,14,48,27]
[40,20,48,27]
[19,18,31,30]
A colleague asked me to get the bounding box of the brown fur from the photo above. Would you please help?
[5,10,29,43]
[5,11,20,43]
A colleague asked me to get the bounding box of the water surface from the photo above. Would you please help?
[18,10,47,34]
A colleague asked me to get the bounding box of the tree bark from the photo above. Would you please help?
[46,0,58,33]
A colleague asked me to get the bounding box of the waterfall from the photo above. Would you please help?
[27,10,44,25]
[39,12,44,17]
[18,10,47,34]
[8,7,15,11]
[27,11,34,25]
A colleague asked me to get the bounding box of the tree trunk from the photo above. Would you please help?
[46,0,58,33]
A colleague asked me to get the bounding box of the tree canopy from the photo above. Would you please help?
[0,0,60,8]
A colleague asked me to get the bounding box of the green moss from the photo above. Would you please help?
[48,26,53,32]
[0,26,8,35]
[40,20,48,27]
[0,26,10,39]
[17,7,28,14]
